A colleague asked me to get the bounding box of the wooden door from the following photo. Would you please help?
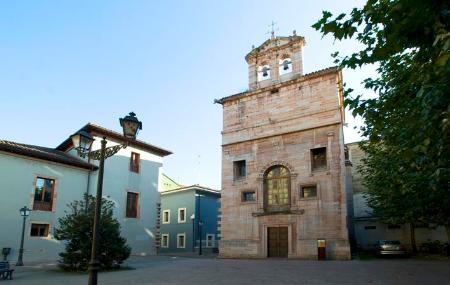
[267,227,288,257]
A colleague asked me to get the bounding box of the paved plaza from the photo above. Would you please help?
[7,256,450,285]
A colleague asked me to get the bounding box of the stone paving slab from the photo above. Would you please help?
[7,256,450,285]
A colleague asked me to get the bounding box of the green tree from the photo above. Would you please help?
[313,0,450,250]
[54,194,131,271]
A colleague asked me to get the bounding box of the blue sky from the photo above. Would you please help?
[0,0,372,189]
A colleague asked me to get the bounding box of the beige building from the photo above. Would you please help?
[347,142,448,250]
[215,32,351,259]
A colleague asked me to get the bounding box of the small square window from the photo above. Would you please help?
[206,234,215,247]
[311,147,327,171]
[364,225,376,230]
[162,210,170,224]
[387,224,401,229]
[177,234,186,248]
[300,185,317,198]
[130,152,140,173]
[178,208,186,223]
[30,223,49,237]
[233,160,246,180]
[161,234,169,248]
[242,191,256,202]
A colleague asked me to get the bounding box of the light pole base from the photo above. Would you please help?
[88,261,100,285]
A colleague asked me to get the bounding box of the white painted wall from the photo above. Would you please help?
[84,135,163,256]
[0,152,89,262]
[0,135,165,262]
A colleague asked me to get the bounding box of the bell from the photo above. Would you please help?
[262,67,269,77]
[283,60,291,70]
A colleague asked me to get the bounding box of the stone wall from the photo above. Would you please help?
[219,69,351,259]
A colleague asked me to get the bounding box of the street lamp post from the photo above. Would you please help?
[71,112,142,285]
[190,214,195,252]
[195,193,204,255]
[16,206,31,266]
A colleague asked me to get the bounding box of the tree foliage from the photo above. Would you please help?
[313,0,450,241]
[54,195,131,271]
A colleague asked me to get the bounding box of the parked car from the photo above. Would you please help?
[376,240,408,256]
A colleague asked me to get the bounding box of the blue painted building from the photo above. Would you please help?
[159,184,220,254]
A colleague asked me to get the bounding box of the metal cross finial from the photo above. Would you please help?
[266,21,279,39]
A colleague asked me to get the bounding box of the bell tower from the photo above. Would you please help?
[246,30,305,91]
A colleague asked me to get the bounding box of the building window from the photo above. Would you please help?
[264,165,290,212]
[161,234,169,248]
[206,234,215,247]
[233,160,246,180]
[364,226,376,230]
[162,210,170,224]
[30,223,49,237]
[387,224,401,229]
[311,147,327,171]
[178,208,186,223]
[126,192,139,218]
[300,185,317,198]
[130,152,140,173]
[242,191,256,202]
[33,177,55,211]
[177,233,186,248]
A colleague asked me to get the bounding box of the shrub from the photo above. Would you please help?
[54,194,131,271]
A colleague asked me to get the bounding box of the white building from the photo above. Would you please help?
[0,123,171,262]
[346,142,448,250]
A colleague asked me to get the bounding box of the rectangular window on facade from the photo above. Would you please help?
[161,234,169,248]
[206,234,215,247]
[33,177,55,211]
[177,234,185,248]
[233,160,246,180]
[130,152,140,173]
[242,191,256,202]
[30,223,49,237]
[364,225,376,230]
[311,147,327,171]
[387,224,401,229]
[178,208,186,223]
[126,192,139,218]
[300,185,317,198]
[162,210,170,224]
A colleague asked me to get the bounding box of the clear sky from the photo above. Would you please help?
[0,0,373,189]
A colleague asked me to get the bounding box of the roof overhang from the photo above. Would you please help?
[56,123,172,157]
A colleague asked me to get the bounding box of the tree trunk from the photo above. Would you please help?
[410,223,417,254]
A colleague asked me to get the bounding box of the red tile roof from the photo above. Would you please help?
[0,140,97,170]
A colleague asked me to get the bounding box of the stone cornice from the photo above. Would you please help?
[214,66,340,105]
[245,36,305,62]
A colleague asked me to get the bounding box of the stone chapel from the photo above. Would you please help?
[215,31,351,259]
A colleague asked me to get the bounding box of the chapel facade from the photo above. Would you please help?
[216,31,351,259]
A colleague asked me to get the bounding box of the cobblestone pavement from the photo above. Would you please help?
[8,256,450,285]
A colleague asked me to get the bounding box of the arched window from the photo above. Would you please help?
[264,165,290,212]
[279,58,292,76]
[257,64,271,81]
